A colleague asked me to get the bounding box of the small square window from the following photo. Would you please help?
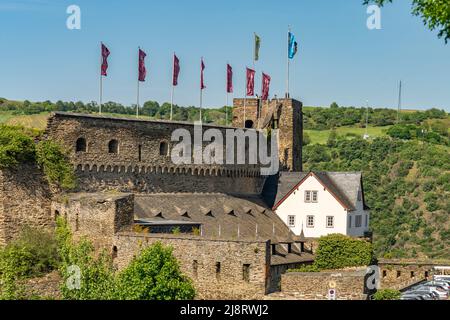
[326,216,334,228]
[305,191,311,203]
[288,215,295,227]
[307,215,315,228]
[312,191,318,202]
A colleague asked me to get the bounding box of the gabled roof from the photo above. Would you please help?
[268,171,368,212]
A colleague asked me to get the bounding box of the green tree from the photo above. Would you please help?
[364,0,450,43]
[116,242,195,300]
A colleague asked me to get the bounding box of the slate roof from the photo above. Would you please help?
[263,171,368,211]
[134,193,314,266]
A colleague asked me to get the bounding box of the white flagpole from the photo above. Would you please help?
[170,52,175,121]
[286,27,290,99]
[137,47,140,118]
[199,57,203,123]
[99,42,103,114]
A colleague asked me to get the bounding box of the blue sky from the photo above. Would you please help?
[0,0,449,110]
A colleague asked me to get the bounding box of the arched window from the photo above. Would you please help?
[108,139,119,154]
[159,141,168,156]
[76,138,87,152]
[245,120,254,128]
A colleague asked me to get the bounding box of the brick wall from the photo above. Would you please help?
[113,233,271,300]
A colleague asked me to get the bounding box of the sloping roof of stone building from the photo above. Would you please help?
[263,171,368,211]
[134,193,314,266]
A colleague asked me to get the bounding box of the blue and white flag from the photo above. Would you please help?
[288,32,298,59]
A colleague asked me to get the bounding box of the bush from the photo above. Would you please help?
[36,140,75,190]
[0,125,36,168]
[372,289,401,300]
[116,242,195,300]
[313,234,374,270]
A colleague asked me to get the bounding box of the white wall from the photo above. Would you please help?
[275,175,369,238]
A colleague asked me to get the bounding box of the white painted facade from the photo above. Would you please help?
[274,175,370,238]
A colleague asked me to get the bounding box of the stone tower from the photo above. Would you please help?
[232,97,303,172]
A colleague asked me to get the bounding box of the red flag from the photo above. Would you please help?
[173,54,180,86]
[261,72,271,101]
[101,43,110,76]
[138,49,147,82]
[246,67,255,96]
[227,64,233,93]
[201,58,206,90]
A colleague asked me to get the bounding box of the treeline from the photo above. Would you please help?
[1,98,447,129]
[304,102,448,130]
[0,98,230,125]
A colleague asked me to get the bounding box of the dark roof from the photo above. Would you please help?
[134,193,313,266]
[265,171,366,211]
[134,193,296,243]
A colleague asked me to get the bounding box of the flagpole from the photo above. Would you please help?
[226,92,229,126]
[99,42,103,114]
[199,57,203,123]
[286,27,290,99]
[170,52,175,121]
[137,47,140,118]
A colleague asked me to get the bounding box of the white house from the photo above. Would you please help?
[269,172,370,238]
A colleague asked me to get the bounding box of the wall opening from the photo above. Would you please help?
[396,271,401,278]
[159,141,168,156]
[193,260,198,278]
[382,270,387,278]
[54,210,60,221]
[244,120,254,129]
[76,138,87,152]
[215,262,221,281]
[108,139,119,154]
[243,264,250,282]
[138,144,142,161]
[112,246,118,259]
[410,271,415,278]
[75,213,79,231]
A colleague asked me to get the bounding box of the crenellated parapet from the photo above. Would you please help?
[44,112,267,194]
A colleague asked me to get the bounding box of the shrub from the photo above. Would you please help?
[313,234,374,270]
[372,289,401,300]
[36,140,75,190]
[0,125,35,168]
[116,242,195,300]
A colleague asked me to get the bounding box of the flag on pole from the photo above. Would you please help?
[261,72,271,100]
[254,33,261,61]
[246,67,255,96]
[227,64,233,93]
[138,49,147,82]
[201,58,206,90]
[173,54,180,86]
[101,43,110,76]
[288,32,298,59]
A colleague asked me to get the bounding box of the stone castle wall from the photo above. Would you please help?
[232,98,303,172]
[45,113,266,195]
[0,164,53,246]
[275,269,367,300]
[52,193,134,249]
[114,232,271,300]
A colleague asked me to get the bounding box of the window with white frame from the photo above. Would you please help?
[312,191,318,202]
[348,216,352,228]
[326,216,334,228]
[307,215,315,228]
[288,215,295,227]
[305,191,311,202]
[355,215,362,228]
